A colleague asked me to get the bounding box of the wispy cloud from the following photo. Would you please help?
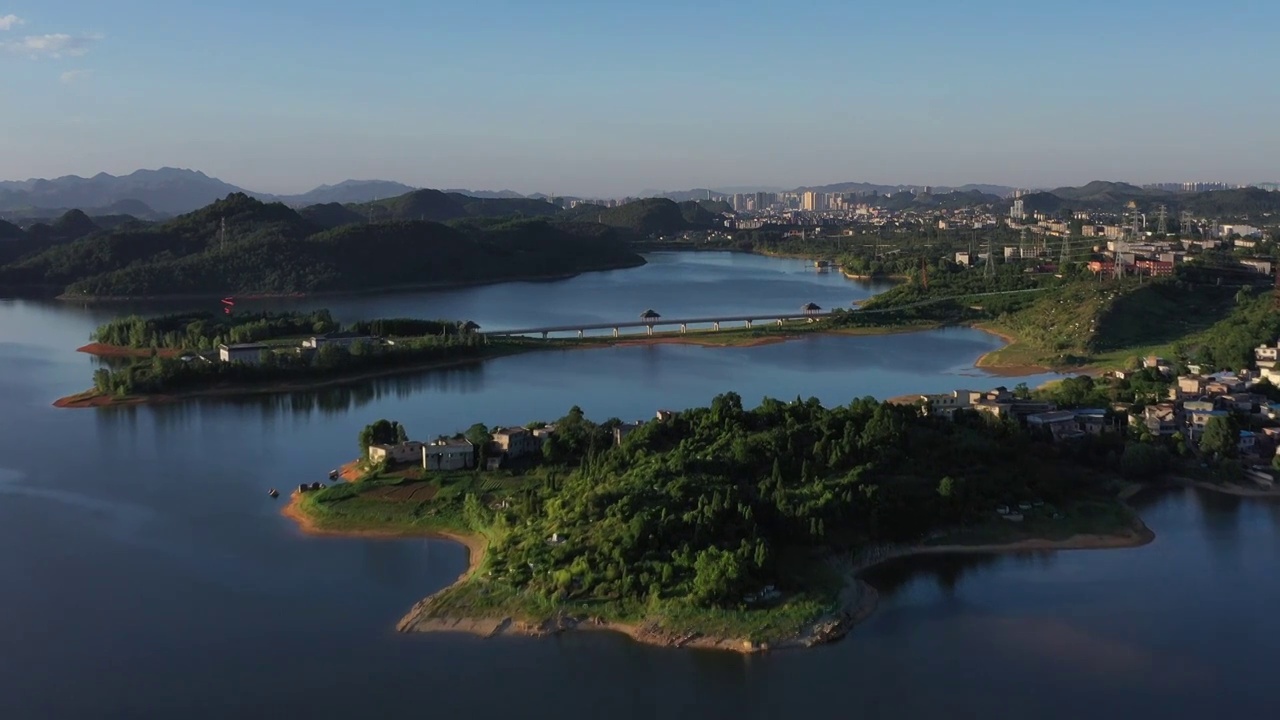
[60,68,91,84]
[1,32,102,59]
[0,14,22,31]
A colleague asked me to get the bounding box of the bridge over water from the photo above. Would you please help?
[480,288,1047,339]
[483,312,832,338]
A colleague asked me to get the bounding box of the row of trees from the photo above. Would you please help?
[92,310,338,350]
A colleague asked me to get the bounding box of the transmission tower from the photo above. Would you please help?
[1180,210,1193,237]
[1156,204,1168,235]
[219,217,226,252]
[985,238,994,278]
[1019,228,1028,259]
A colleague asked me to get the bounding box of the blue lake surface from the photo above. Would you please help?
[0,252,1274,719]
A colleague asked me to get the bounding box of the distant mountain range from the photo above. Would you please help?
[1,169,1275,222]
[0,169,555,217]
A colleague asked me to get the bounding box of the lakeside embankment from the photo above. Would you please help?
[283,475,1153,654]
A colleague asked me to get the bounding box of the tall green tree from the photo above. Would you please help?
[1200,415,1240,458]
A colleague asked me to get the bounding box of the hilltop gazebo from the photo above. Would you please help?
[641,309,661,336]
[802,302,822,314]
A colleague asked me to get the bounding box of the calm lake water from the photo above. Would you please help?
[0,252,1275,719]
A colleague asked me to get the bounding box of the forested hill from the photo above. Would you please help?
[0,193,644,298]
[561,198,721,235]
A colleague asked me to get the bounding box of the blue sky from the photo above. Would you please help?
[1,0,1277,195]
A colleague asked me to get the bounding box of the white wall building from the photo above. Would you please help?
[423,439,474,471]
[368,441,426,465]
[218,343,269,365]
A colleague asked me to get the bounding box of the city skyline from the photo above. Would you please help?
[2,0,1278,196]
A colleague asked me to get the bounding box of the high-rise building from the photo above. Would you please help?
[802,191,823,212]
[1010,198,1026,221]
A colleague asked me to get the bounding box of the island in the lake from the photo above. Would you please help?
[53,305,941,409]
[282,399,1156,653]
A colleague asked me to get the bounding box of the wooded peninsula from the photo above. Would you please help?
[285,397,1152,652]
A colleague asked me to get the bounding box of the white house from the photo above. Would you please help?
[1255,344,1278,366]
[919,390,972,418]
[423,438,474,471]
[218,343,270,365]
[367,441,426,465]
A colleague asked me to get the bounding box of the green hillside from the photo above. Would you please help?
[563,198,701,235]
[0,195,644,298]
[985,279,1239,368]
[349,190,560,223]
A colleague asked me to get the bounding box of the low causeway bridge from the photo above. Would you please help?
[480,288,1049,339]
[484,312,833,339]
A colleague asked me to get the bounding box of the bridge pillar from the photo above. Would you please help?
[680,323,687,334]
[577,329,584,339]
[713,322,720,331]
[776,318,784,327]
[613,328,619,338]
[646,325,654,336]
[745,319,753,329]
[541,331,548,339]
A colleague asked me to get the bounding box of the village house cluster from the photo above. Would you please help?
[915,387,1119,441]
[1128,345,1280,464]
[920,350,1280,469]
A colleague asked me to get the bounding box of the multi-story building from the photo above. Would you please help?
[490,426,542,460]
[423,438,474,471]
[1010,198,1026,221]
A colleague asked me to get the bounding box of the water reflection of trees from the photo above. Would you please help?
[132,362,489,420]
[862,552,1038,597]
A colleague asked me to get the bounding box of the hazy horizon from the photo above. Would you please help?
[2,0,1277,196]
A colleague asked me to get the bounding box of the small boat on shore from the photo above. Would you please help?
[328,469,340,480]
[268,488,279,498]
